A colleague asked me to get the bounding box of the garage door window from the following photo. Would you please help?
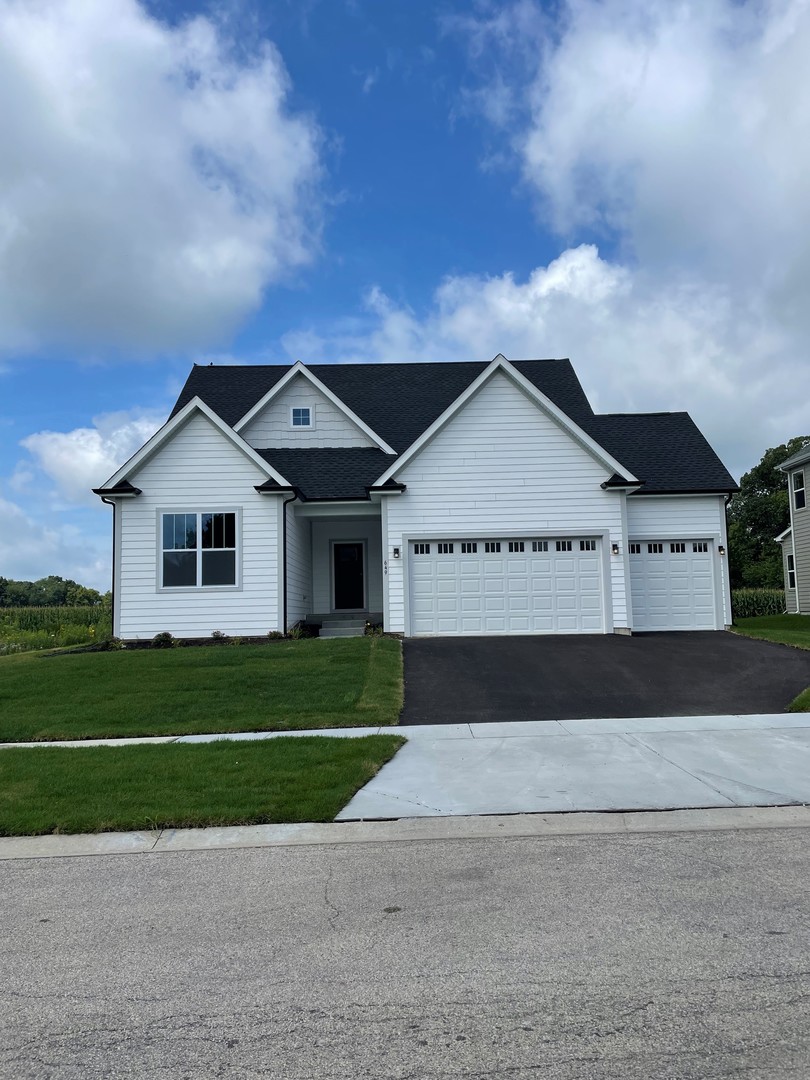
[485,542,501,553]
[532,540,548,552]
[670,543,686,553]
[693,542,708,553]
[508,541,525,553]
[461,542,477,553]
[580,540,596,551]
[414,543,431,555]
[648,543,663,554]
[556,540,572,551]
[629,543,641,554]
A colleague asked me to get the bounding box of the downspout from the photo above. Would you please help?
[100,497,116,638]
[281,492,297,632]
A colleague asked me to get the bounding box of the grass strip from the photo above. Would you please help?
[732,614,810,651]
[0,735,405,836]
[0,637,403,742]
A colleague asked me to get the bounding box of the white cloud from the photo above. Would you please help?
[0,496,110,590]
[282,243,802,479]
[20,409,164,505]
[0,0,323,354]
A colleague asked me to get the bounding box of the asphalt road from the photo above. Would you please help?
[3,827,810,1079]
[401,631,810,723]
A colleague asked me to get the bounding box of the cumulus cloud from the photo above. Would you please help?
[20,409,164,505]
[0,0,323,354]
[282,243,801,479]
[0,496,110,590]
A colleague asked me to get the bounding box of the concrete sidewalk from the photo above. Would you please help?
[337,714,810,819]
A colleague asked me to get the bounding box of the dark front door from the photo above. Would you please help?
[334,543,365,610]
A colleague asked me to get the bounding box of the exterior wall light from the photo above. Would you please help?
[393,547,401,559]
[611,542,620,556]
[718,545,726,556]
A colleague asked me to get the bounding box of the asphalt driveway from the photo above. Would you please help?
[401,631,810,725]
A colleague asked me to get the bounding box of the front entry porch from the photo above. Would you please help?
[286,503,384,636]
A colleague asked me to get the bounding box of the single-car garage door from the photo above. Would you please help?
[629,540,718,630]
[408,538,604,636]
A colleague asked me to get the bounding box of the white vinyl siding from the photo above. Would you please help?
[311,518,383,614]
[117,412,281,639]
[409,537,604,635]
[240,375,375,448]
[285,508,312,628]
[384,371,625,634]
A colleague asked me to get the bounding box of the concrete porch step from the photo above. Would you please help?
[319,626,366,638]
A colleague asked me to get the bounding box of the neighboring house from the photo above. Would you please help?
[94,354,737,640]
[776,443,810,612]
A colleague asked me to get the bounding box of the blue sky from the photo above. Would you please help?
[2,0,809,589]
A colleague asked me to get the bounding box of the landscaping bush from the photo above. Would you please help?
[731,588,786,619]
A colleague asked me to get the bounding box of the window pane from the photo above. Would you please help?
[201,513,213,549]
[181,514,197,549]
[202,550,236,586]
[163,515,175,550]
[224,513,235,548]
[163,551,196,587]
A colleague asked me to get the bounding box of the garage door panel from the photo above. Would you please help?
[630,540,717,631]
[409,537,605,636]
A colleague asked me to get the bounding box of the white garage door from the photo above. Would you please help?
[629,540,717,630]
[408,538,604,636]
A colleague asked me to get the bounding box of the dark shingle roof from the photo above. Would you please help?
[256,448,393,501]
[583,413,738,493]
[168,359,737,499]
[170,359,594,452]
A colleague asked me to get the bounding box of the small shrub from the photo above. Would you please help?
[286,624,304,640]
[732,589,786,619]
[210,630,228,642]
[97,637,126,651]
[364,621,384,637]
[229,636,243,646]
[267,630,285,640]
[151,631,176,649]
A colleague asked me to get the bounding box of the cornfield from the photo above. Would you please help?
[0,606,111,656]
[731,589,787,619]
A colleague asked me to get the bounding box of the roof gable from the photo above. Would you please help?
[99,397,291,491]
[233,362,395,453]
[374,356,637,487]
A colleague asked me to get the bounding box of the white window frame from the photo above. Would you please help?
[793,470,805,511]
[788,553,796,590]
[290,406,313,429]
[157,509,241,591]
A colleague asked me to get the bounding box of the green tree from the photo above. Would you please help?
[728,437,810,588]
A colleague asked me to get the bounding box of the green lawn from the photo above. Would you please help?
[0,735,405,836]
[0,637,403,742]
[732,614,810,651]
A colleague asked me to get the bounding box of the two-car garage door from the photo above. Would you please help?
[407,535,720,635]
[409,538,604,636]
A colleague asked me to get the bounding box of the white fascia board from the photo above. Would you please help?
[233,360,397,455]
[778,444,810,471]
[774,526,792,542]
[373,354,638,486]
[100,397,292,489]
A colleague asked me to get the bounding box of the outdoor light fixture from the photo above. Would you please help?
[611,542,620,555]
[393,547,401,559]
[718,545,726,556]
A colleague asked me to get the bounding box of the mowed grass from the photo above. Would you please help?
[732,614,810,651]
[0,637,403,742]
[0,735,405,836]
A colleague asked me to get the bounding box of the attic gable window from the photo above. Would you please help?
[291,407,312,429]
[793,470,805,510]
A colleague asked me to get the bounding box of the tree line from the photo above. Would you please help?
[0,576,109,608]
[728,436,809,589]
